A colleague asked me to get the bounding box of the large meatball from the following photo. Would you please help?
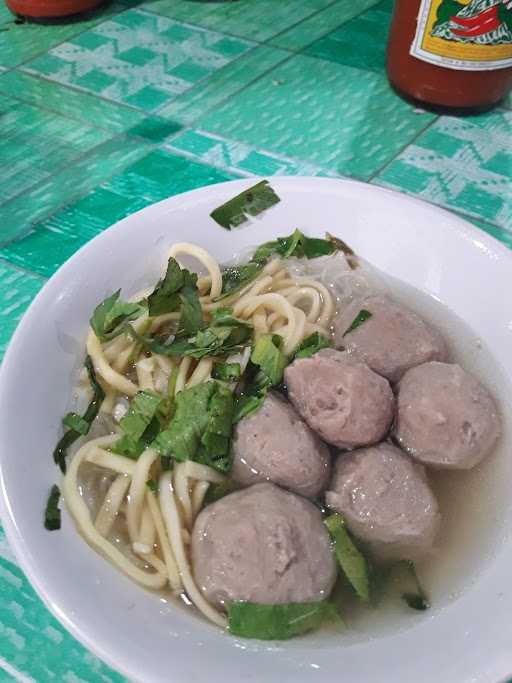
[231,391,331,498]
[334,295,448,383]
[284,349,394,449]
[395,361,501,470]
[325,443,440,559]
[191,483,337,608]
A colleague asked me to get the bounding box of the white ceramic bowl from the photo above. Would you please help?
[1,177,511,683]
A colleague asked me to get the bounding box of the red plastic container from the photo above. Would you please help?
[5,0,104,18]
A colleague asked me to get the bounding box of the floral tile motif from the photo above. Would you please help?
[166,129,339,177]
[374,110,512,229]
[22,10,252,113]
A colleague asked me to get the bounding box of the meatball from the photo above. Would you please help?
[191,483,337,608]
[334,294,448,383]
[284,349,394,449]
[395,361,501,470]
[231,392,331,498]
[325,443,440,559]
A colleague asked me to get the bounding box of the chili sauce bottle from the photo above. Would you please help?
[386,0,512,113]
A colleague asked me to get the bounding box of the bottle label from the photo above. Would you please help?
[410,0,512,70]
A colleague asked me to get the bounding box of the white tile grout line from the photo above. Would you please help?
[0,657,37,683]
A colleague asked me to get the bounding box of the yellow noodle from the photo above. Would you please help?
[87,330,139,397]
[94,474,131,537]
[159,473,227,627]
[62,438,166,590]
[168,243,222,299]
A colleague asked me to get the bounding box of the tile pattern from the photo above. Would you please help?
[0,262,44,357]
[0,93,111,205]
[374,110,512,229]
[304,0,393,72]
[141,0,335,42]
[166,129,339,177]
[269,0,378,51]
[0,0,510,681]
[198,54,436,179]
[0,543,123,682]
[0,148,236,277]
[23,9,252,112]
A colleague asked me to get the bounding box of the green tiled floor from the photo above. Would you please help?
[197,54,435,179]
[141,0,335,42]
[23,9,253,112]
[304,0,393,72]
[0,0,510,681]
[375,110,512,229]
[269,0,378,51]
[0,262,44,356]
[0,148,235,276]
[0,93,112,204]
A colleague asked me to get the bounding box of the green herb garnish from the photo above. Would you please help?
[148,258,203,335]
[228,600,340,640]
[250,333,287,386]
[343,309,372,337]
[44,485,61,531]
[154,381,234,473]
[90,290,146,342]
[110,390,165,459]
[210,180,281,230]
[212,361,242,382]
[215,261,265,301]
[294,332,331,359]
[147,257,184,317]
[203,479,237,506]
[128,308,251,361]
[62,412,89,435]
[326,232,357,269]
[53,356,105,473]
[253,229,336,263]
[324,513,370,602]
[233,334,287,422]
[146,479,158,493]
[390,561,430,611]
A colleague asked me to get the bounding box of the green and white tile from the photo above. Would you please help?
[198,54,435,180]
[303,0,393,72]
[269,0,378,52]
[0,148,237,277]
[22,9,253,113]
[0,70,146,134]
[158,44,289,126]
[0,93,112,206]
[142,0,334,42]
[374,110,512,229]
[166,129,339,177]
[0,262,44,358]
[1,135,151,244]
[0,550,123,682]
